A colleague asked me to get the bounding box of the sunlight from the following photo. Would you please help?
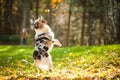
[0,46,12,52]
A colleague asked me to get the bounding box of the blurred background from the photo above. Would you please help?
[0,0,120,46]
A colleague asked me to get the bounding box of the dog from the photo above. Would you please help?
[33,33,53,71]
[33,16,62,71]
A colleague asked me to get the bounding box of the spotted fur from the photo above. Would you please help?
[33,33,53,71]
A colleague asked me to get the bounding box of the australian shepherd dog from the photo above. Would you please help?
[33,16,62,71]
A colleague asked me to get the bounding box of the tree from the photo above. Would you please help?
[0,0,4,34]
[36,0,39,18]
[116,0,120,43]
[66,0,72,46]
[4,0,13,34]
[22,0,27,29]
[81,0,86,46]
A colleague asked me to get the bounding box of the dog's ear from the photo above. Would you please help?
[38,16,47,24]
[41,20,47,24]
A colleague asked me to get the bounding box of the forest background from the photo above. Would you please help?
[0,0,120,46]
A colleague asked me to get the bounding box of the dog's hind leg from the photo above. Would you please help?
[48,61,53,72]
[34,59,40,68]
[34,59,44,72]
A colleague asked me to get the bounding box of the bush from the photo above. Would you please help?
[0,35,20,44]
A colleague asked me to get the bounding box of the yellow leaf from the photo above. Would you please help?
[52,13,56,17]
[62,10,66,15]
[58,0,63,3]
[44,9,50,13]
[29,74,34,78]
[99,72,105,77]
[51,0,57,3]
[51,0,64,7]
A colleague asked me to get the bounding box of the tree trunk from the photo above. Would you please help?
[4,0,13,34]
[116,0,120,43]
[81,0,86,46]
[36,0,39,18]
[88,18,95,46]
[0,3,2,34]
[22,0,27,28]
[67,0,72,46]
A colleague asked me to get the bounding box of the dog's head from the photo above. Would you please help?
[34,16,46,29]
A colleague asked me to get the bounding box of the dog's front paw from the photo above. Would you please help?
[53,39,62,47]
[58,43,62,47]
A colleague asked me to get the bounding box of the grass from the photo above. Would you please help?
[0,45,120,80]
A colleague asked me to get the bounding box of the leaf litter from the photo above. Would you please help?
[0,45,120,80]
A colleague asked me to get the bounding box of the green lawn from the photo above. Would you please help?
[0,45,120,80]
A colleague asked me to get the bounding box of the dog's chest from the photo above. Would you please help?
[35,28,48,37]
